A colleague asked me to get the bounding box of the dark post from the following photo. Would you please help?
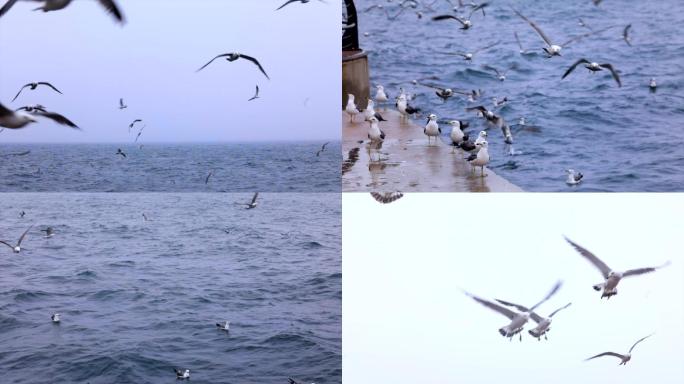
[342,0,370,110]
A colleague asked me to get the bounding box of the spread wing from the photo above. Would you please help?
[561,58,590,79]
[564,237,612,278]
[599,63,622,87]
[97,0,125,23]
[0,240,14,249]
[250,192,259,204]
[529,280,562,312]
[17,225,33,246]
[585,352,626,361]
[514,31,524,51]
[34,110,80,129]
[468,2,489,19]
[238,54,270,80]
[623,24,632,46]
[548,302,572,318]
[37,82,63,94]
[119,98,125,107]
[432,14,466,26]
[276,0,299,10]
[623,261,670,278]
[629,334,653,353]
[196,53,232,72]
[0,0,19,18]
[473,40,500,54]
[465,292,518,320]
[512,8,553,47]
[483,65,501,76]
[11,84,31,102]
[561,25,618,47]
[0,102,14,118]
[495,299,542,322]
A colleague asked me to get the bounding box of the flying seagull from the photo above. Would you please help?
[174,369,190,380]
[623,24,632,46]
[248,85,260,101]
[566,169,583,185]
[316,142,330,156]
[128,119,142,133]
[134,125,145,143]
[464,280,563,341]
[119,98,127,110]
[244,193,259,209]
[496,300,572,340]
[564,237,670,299]
[0,225,32,253]
[41,226,54,238]
[514,31,528,54]
[585,334,653,365]
[0,0,125,24]
[215,321,230,331]
[276,0,325,11]
[442,40,500,61]
[432,3,488,30]
[116,148,126,158]
[11,82,62,102]
[196,53,269,79]
[418,83,457,102]
[370,192,404,204]
[562,59,622,87]
[1,103,78,129]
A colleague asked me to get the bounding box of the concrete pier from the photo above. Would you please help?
[342,110,523,192]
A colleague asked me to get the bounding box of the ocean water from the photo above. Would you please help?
[0,142,341,192]
[0,193,341,384]
[355,0,684,191]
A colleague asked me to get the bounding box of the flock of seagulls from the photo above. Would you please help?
[350,0,665,186]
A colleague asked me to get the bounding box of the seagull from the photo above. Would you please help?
[432,3,488,30]
[215,321,230,331]
[142,213,150,222]
[424,114,441,146]
[375,85,389,106]
[513,8,614,57]
[566,169,583,185]
[449,120,465,153]
[248,85,260,101]
[1,103,78,129]
[11,82,62,102]
[465,105,502,127]
[396,94,421,120]
[623,24,632,46]
[467,141,489,176]
[41,226,54,238]
[418,83,457,102]
[196,53,269,79]
[51,313,60,323]
[345,94,360,123]
[116,148,126,158]
[442,40,500,61]
[496,300,572,341]
[0,225,32,253]
[367,116,385,143]
[245,193,259,209]
[464,281,563,341]
[483,65,514,81]
[19,210,25,218]
[474,130,487,146]
[205,171,213,184]
[649,78,657,92]
[501,123,513,144]
[316,142,330,156]
[370,192,404,204]
[134,125,145,143]
[276,0,325,11]
[128,119,143,133]
[564,237,671,299]
[0,0,125,23]
[561,59,622,87]
[585,334,653,365]
[514,31,528,54]
[174,369,190,380]
[364,99,386,122]
[119,98,127,110]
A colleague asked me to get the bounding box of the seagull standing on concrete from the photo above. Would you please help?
[424,114,441,146]
[467,141,490,176]
[346,94,360,123]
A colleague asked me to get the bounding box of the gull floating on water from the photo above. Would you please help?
[566,169,583,185]
[464,280,563,341]
[0,225,32,253]
[370,192,404,204]
[1,103,78,129]
[562,59,622,87]
[649,78,657,92]
[0,0,125,23]
[11,82,62,102]
[496,300,572,340]
[585,334,653,365]
[51,313,60,323]
[345,94,360,123]
[197,52,269,79]
[564,237,670,299]
[174,369,190,380]
[215,321,230,331]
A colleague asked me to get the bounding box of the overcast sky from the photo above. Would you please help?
[0,0,340,143]
[343,193,684,384]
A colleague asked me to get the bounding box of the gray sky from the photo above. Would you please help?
[343,193,684,384]
[0,0,340,143]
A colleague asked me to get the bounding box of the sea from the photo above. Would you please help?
[355,0,684,191]
[0,193,341,383]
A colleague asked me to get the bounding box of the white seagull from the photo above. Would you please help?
[562,59,622,87]
[0,225,32,253]
[51,313,60,323]
[449,120,465,153]
[564,237,671,299]
[174,369,190,380]
[467,141,489,176]
[1,103,79,129]
[431,3,489,30]
[495,300,572,340]
[566,169,583,185]
[423,114,441,145]
[0,0,125,24]
[585,334,653,365]
[367,116,385,143]
[374,85,389,106]
[465,280,563,341]
[345,94,360,123]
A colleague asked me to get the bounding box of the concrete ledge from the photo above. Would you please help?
[342,110,523,192]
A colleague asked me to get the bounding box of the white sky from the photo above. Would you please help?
[0,0,340,143]
[343,193,684,384]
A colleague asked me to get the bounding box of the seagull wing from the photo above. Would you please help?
[119,98,124,107]
[561,58,590,79]
[512,8,553,47]
[623,24,632,46]
[17,225,33,246]
[495,299,543,322]
[0,240,14,249]
[11,84,30,102]
[473,40,500,54]
[321,142,329,151]
[561,25,617,47]
[585,352,626,361]
[276,0,299,10]
[623,261,670,278]
[432,14,466,26]
[196,53,232,72]
[564,237,612,278]
[37,82,63,94]
[96,0,125,23]
[628,334,653,353]
[599,63,622,87]
[33,110,80,129]
[529,280,562,312]
[205,172,212,184]
[514,31,524,51]
[0,102,15,118]
[248,85,259,101]
[465,105,488,114]
[0,0,19,18]
[483,65,501,76]
[370,192,404,204]
[468,2,489,19]
[465,292,518,320]
[548,302,572,318]
[251,192,259,204]
[237,54,270,80]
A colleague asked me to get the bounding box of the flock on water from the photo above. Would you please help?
[346,0,662,187]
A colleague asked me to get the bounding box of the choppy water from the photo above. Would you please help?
[0,142,340,192]
[0,193,341,383]
[356,0,684,191]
